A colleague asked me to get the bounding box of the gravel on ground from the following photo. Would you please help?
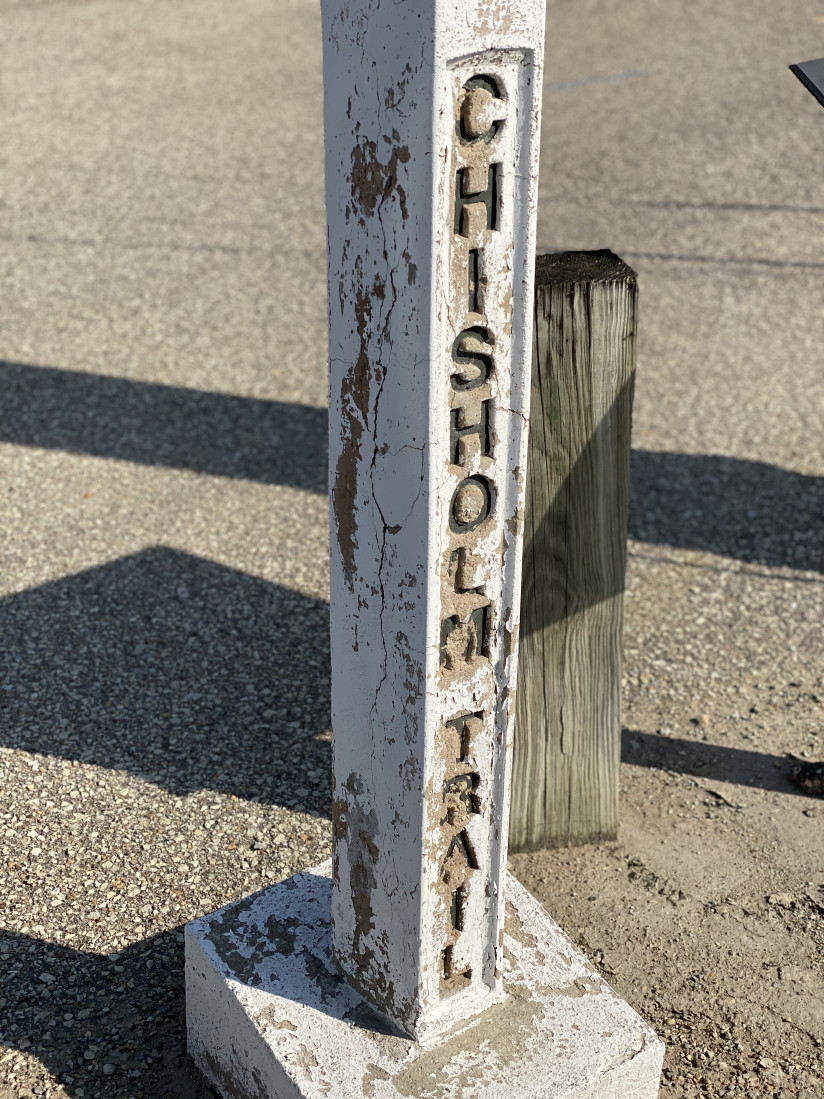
[2,1,823,1097]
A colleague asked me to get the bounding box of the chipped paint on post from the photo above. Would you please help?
[322,0,545,1041]
[185,862,666,1099]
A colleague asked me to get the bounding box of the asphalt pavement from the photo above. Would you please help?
[1,1,823,1096]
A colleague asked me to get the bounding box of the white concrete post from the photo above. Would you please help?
[322,0,545,1041]
[185,4,665,1092]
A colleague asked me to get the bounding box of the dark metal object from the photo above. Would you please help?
[790,760,824,797]
[790,57,824,109]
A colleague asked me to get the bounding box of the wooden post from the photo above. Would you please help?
[510,250,638,852]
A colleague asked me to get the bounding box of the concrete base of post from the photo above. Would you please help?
[186,861,664,1099]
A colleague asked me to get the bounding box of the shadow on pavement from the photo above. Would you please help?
[0,928,212,1099]
[0,360,327,494]
[621,728,801,796]
[4,361,822,575]
[0,547,332,815]
[629,450,824,574]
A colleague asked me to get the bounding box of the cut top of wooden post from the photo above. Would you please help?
[321,0,545,1042]
[535,248,637,286]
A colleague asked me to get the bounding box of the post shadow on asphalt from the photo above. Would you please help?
[4,358,823,575]
[0,885,396,1099]
[0,359,328,494]
[3,361,822,805]
[1,546,807,815]
[0,926,211,1098]
[628,449,824,575]
[0,546,332,816]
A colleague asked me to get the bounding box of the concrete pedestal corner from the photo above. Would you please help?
[186,862,664,1099]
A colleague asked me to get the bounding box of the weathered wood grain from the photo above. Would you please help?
[510,250,638,851]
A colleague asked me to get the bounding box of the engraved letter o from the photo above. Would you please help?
[450,475,494,534]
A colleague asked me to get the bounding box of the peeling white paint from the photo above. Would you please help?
[322,0,545,1041]
[185,861,665,1098]
[185,3,664,1093]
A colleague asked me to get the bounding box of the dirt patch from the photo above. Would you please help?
[510,550,824,1099]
